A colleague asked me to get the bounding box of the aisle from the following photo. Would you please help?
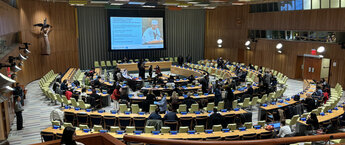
[6,77,304,145]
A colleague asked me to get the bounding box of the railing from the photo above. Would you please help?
[123,133,345,145]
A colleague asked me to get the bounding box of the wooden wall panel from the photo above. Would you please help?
[243,39,345,87]
[204,6,249,62]
[15,0,79,85]
[0,0,19,36]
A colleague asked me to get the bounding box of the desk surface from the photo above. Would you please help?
[260,80,315,111]
[61,68,77,83]
[129,94,215,100]
[63,108,247,119]
[117,61,172,71]
[298,107,344,125]
[42,127,269,139]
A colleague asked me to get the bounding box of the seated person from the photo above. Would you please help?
[306,113,319,131]
[277,120,293,137]
[89,89,101,108]
[163,107,178,121]
[65,89,73,100]
[339,105,345,126]
[183,92,196,109]
[148,108,162,120]
[60,80,68,92]
[208,108,224,129]
[92,76,101,88]
[61,127,84,145]
[80,88,88,102]
[303,93,316,112]
[244,83,253,96]
[188,75,195,83]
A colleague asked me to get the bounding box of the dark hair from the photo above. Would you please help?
[213,108,218,113]
[281,120,286,126]
[81,88,86,93]
[92,89,96,94]
[310,113,318,121]
[63,80,67,83]
[60,127,77,145]
[155,108,160,114]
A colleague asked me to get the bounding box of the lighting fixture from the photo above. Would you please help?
[317,46,325,53]
[0,73,16,90]
[217,39,223,44]
[246,46,251,50]
[218,44,222,48]
[319,55,324,58]
[245,40,251,46]
[277,50,282,54]
[276,43,283,50]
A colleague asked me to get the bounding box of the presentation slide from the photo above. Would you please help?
[110,17,164,50]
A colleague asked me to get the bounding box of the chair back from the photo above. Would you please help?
[63,123,73,128]
[195,116,208,128]
[90,114,102,127]
[149,105,157,113]
[64,112,75,125]
[103,116,117,129]
[260,131,273,139]
[62,96,69,105]
[242,98,250,108]
[206,102,214,111]
[41,131,55,142]
[144,126,155,133]
[224,135,240,141]
[217,101,224,110]
[160,127,171,133]
[227,123,237,130]
[194,125,204,133]
[164,121,178,131]
[119,104,128,113]
[131,104,140,114]
[244,122,253,129]
[110,126,120,133]
[118,117,132,130]
[133,117,146,130]
[71,98,79,108]
[93,125,103,132]
[125,126,135,133]
[178,104,187,113]
[79,124,89,130]
[232,100,238,108]
[190,104,199,112]
[179,117,193,129]
[243,133,257,140]
[76,113,89,126]
[212,125,222,132]
[178,126,189,133]
[251,97,258,105]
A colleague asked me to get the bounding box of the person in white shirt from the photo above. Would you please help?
[278,120,293,137]
[79,88,88,102]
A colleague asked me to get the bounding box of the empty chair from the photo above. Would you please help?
[144,126,155,133]
[118,117,132,130]
[160,127,171,133]
[224,135,240,141]
[257,121,266,127]
[260,131,273,139]
[78,100,91,109]
[133,117,146,130]
[41,131,55,142]
[110,126,120,133]
[227,123,237,130]
[258,94,267,104]
[70,98,79,108]
[242,133,257,140]
[244,122,253,129]
[94,61,100,68]
[286,115,299,126]
[232,100,238,108]
[194,125,205,133]
[103,116,117,129]
[164,121,178,131]
[106,61,112,67]
[112,60,117,67]
[217,101,224,110]
[178,126,189,133]
[119,104,129,113]
[62,96,71,105]
[90,114,102,128]
[76,113,89,126]
[249,97,259,108]
[63,123,73,128]
[93,125,103,132]
[131,104,141,114]
[195,116,208,128]
[212,125,222,132]
[149,105,157,113]
[206,136,221,141]
[203,102,214,112]
[189,104,199,112]
[100,61,106,68]
[79,124,89,130]
[51,121,60,127]
[125,126,135,133]
[179,117,193,130]
[238,98,250,108]
[177,104,187,113]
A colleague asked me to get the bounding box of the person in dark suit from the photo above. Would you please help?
[244,84,253,96]
[214,84,222,106]
[93,76,101,88]
[183,93,196,109]
[148,108,162,120]
[224,84,235,109]
[199,75,209,93]
[89,89,100,108]
[208,108,224,129]
[60,80,68,92]
[186,54,192,63]
[178,55,184,66]
[163,107,178,121]
[148,65,153,79]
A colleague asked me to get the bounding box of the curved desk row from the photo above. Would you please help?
[117,61,172,71]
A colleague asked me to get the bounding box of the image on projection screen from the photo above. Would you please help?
[110,17,164,50]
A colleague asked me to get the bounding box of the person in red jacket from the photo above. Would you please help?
[323,88,330,104]
[65,89,73,100]
[111,85,121,111]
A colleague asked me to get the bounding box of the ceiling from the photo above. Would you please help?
[39,0,252,9]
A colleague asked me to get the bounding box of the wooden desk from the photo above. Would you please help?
[129,94,215,100]
[42,127,268,139]
[260,80,316,111]
[61,68,77,83]
[298,107,344,125]
[170,66,204,77]
[141,85,202,91]
[117,61,172,71]
[63,108,247,119]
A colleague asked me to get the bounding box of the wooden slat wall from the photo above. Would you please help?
[205,6,345,87]
[204,6,249,62]
[0,0,19,36]
[15,0,79,85]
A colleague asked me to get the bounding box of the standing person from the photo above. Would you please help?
[148,65,153,79]
[154,93,167,113]
[111,85,121,111]
[143,90,156,112]
[14,96,24,130]
[123,57,128,63]
[186,54,192,63]
[214,84,222,106]
[13,83,24,105]
[178,55,184,66]
[139,61,146,79]
[60,127,84,145]
[224,84,235,109]
[155,65,161,75]
[217,57,223,68]
[199,75,209,93]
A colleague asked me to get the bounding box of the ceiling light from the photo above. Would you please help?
[317,46,325,53]
[204,6,216,9]
[277,50,282,54]
[0,86,15,93]
[245,40,251,46]
[163,2,179,6]
[90,0,109,4]
[217,39,223,44]
[110,2,124,5]
[0,73,16,89]
[142,5,155,7]
[10,64,21,73]
[319,55,324,58]
[177,4,189,7]
[246,46,251,50]
[276,43,283,50]
[218,44,222,48]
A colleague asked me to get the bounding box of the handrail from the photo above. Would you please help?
[123,132,345,145]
